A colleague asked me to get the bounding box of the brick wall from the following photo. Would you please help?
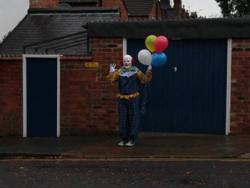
[149,1,161,20]
[1,38,250,136]
[173,0,182,19]
[0,58,22,136]
[61,57,92,135]
[30,0,59,8]
[89,38,123,133]
[231,40,250,134]
[60,56,118,135]
[0,38,123,137]
[102,0,128,20]
[60,38,123,135]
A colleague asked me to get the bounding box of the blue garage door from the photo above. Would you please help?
[26,57,58,137]
[127,39,227,134]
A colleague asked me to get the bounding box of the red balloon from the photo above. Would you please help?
[154,36,169,52]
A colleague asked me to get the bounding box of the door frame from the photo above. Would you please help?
[226,39,232,135]
[22,54,60,138]
[124,38,232,135]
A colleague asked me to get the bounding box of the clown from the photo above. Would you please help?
[108,54,152,147]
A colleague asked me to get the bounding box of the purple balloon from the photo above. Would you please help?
[151,53,167,67]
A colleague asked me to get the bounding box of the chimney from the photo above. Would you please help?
[30,0,59,8]
[174,0,181,10]
[173,0,182,18]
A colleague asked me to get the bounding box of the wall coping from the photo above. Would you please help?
[0,55,92,62]
[87,18,250,39]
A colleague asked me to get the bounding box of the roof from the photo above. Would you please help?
[124,0,154,16]
[0,8,119,56]
[87,18,250,39]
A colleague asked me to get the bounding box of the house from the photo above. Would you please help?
[0,0,249,137]
[29,0,190,20]
[0,0,189,56]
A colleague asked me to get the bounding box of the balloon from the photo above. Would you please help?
[151,53,167,67]
[145,35,157,52]
[138,49,152,65]
[154,36,169,53]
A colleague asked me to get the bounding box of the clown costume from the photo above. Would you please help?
[107,54,152,147]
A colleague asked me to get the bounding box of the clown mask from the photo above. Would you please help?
[123,55,132,68]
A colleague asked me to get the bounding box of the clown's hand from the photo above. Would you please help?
[147,65,152,72]
[109,64,116,73]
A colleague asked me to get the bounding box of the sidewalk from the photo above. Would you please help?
[0,134,250,160]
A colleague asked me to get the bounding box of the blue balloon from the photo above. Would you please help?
[151,53,167,67]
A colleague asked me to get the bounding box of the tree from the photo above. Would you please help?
[215,0,250,17]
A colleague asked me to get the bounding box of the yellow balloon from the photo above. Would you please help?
[145,35,157,52]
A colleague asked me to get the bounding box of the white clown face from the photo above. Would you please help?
[123,55,132,68]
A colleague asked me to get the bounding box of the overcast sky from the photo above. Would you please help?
[0,0,221,41]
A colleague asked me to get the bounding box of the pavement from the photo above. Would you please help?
[0,133,250,160]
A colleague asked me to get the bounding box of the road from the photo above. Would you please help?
[0,160,249,188]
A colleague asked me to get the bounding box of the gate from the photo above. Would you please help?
[127,39,227,134]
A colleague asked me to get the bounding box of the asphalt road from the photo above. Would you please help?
[0,160,249,188]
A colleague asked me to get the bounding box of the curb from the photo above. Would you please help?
[0,153,62,160]
[1,153,249,161]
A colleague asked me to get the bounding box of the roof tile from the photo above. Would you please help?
[124,0,154,16]
[0,9,119,55]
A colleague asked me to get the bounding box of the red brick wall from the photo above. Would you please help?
[60,56,119,135]
[89,38,123,133]
[0,58,22,136]
[30,0,59,8]
[0,39,123,137]
[231,40,250,134]
[102,0,128,20]
[61,57,93,135]
[173,0,182,19]
[149,1,161,20]
[60,38,123,135]
[1,38,250,136]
